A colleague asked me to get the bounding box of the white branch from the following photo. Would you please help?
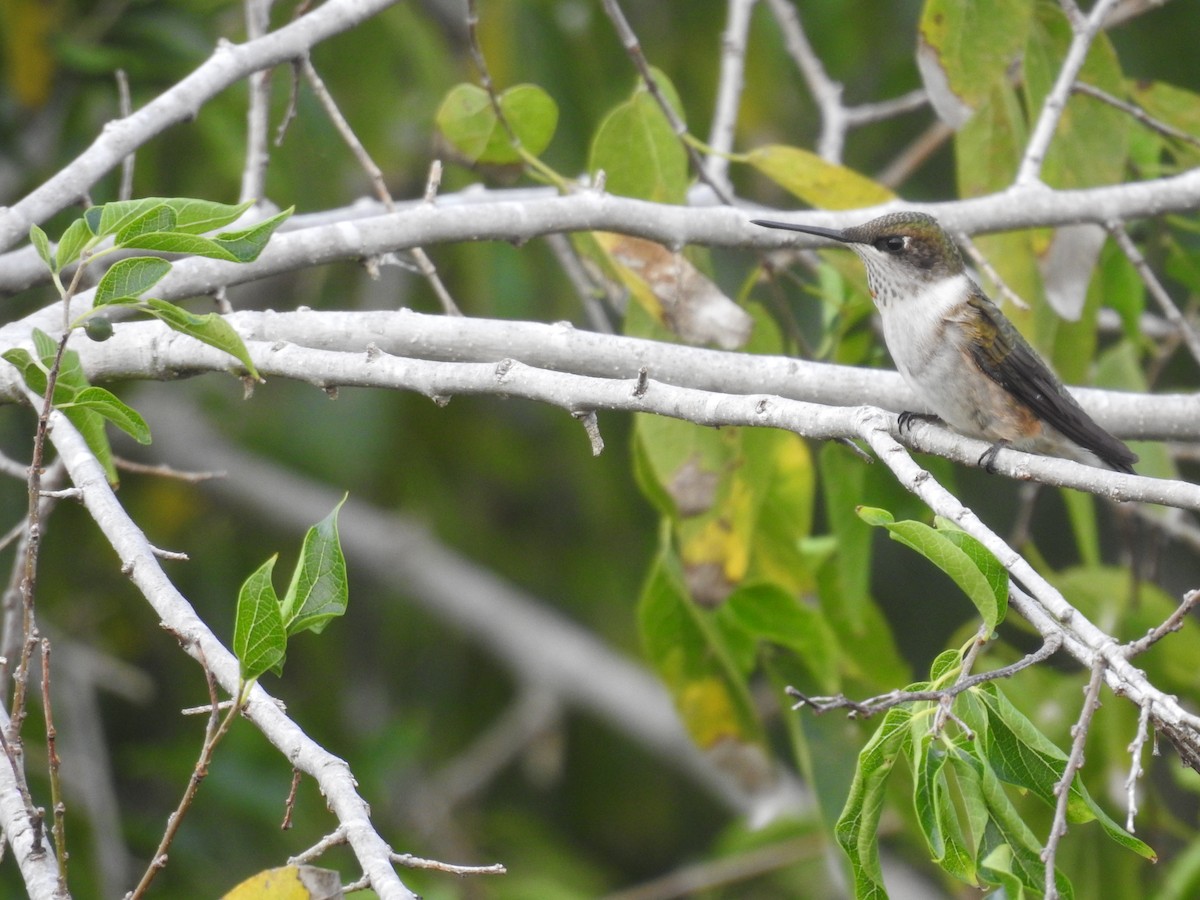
[55,310,1200,447]
[1016,0,1122,186]
[0,702,61,899]
[706,0,759,189]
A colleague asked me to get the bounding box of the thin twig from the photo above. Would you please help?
[604,836,818,900]
[114,70,135,201]
[959,232,1030,310]
[1124,588,1200,657]
[573,410,604,456]
[128,650,241,899]
[705,0,759,191]
[933,623,991,734]
[11,259,89,743]
[1017,0,1122,186]
[40,639,67,892]
[239,0,275,203]
[113,457,225,483]
[876,119,954,189]
[788,634,1062,719]
[1125,699,1152,832]
[1042,654,1108,900]
[281,768,302,830]
[597,0,735,203]
[298,56,462,315]
[1109,223,1200,367]
[544,233,615,333]
[289,826,348,865]
[761,0,845,161]
[1073,82,1200,149]
[844,87,931,127]
[391,853,506,876]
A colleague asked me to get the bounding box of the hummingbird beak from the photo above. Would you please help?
[750,219,853,244]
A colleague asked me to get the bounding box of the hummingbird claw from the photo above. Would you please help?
[897,411,937,433]
[979,440,1010,474]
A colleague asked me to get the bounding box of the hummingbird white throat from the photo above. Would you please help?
[752,211,1138,474]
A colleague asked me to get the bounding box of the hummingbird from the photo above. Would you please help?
[752,211,1138,473]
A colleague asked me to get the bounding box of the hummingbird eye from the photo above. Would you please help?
[876,235,906,253]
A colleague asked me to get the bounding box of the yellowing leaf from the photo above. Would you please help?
[222,865,343,900]
[745,145,894,209]
[917,0,1032,127]
[592,232,752,348]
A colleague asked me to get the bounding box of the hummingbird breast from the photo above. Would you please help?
[875,273,1044,445]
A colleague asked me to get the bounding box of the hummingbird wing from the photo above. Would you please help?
[963,295,1138,473]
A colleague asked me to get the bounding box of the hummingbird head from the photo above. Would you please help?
[752,211,967,308]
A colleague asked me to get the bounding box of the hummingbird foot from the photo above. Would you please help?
[979,440,1011,474]
[897,411,939,433]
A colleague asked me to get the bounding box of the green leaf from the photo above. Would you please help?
[63,403,118,486]
[723,584,840,693]
[280,495,349,636]
[819,444,873,624]
[914,739,979,885]
[30,225,51,269]
[92,198,167,238]
[114,203,176,245]
[234,555,287,681]
[67,387,151,444]
[140,298,259,379]
[835,704,914,899]
[857,507,1006,631]
[55,218,95,271]
[744,145,895,210]
[917,0,1032,126]
[977,683,1155,860]
[2,348,49,396]
[83,206,103,235]
[94,257,173,306]
[590,85,687,203]
[956,80,1027,198]
[970,749,1076,899]
[435,82,559,165]
[20,328,123,484]
[208,207,293,262]
[935,522,1009,624]
[120,207,292,264]
[166,198,255,234]
[117,232,239,261]
[638,534,762,749]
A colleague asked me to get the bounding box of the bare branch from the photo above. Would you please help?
[1074,82,1200,149]
[1125,699,1153,832]
[1017,0,1123,186]
[1124,588,1200,657]
[1109,223,1200,367]
[598,0,735,203]
[705,0,759,190]
[788,634,1062,721]
[1042,655,1108,899]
